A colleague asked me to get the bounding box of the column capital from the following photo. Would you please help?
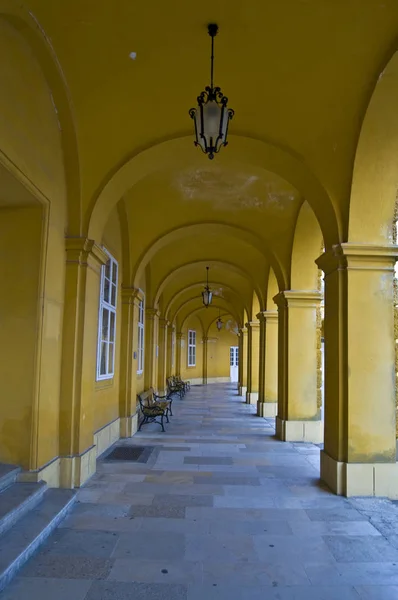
[176,331,184,340]
[65,237,108,269]
[121,286,143,306]
[159,318,170,329]
[238,327,247,336]
[245,320,260,329]
[202,336,209,343]
[146,307,160,320]
[273,290,322,309]
[256,310,278,322]
[316,243,398,276]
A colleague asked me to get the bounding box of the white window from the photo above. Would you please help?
[137,299,145,374]
[188,329,196,367]
[97,250,118,380]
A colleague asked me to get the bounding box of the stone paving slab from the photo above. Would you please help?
[3,383,398,599]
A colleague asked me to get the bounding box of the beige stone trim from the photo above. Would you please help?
[276,416,323,444]
[257,401,277,417]
[321,450,398,499]
[18,456,61,488]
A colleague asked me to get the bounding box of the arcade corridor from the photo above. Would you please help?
[3,385,398,600]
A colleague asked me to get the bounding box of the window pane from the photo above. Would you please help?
[110,311,115,342]
[112,261,117,284]
[102,308,109,341]
[104,277,110,303]
[100,342,107,375]
[111,284,116,307]
[108,342,114,374]
[105,260,111,279]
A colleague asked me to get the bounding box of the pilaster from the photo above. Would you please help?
[176,332,184,377]
[246,320,260,405]
[256,311,278,417]
[202,336,209,384]
[157,318,169,395]
[273,290,323,443]
[59,238,108,488]
[144,308,160,390]
[238,327,247,396]
[119,287,142,438]
[316,243,398,497]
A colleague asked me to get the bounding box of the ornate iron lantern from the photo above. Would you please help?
[189,24,234,159]
[202,266,213,307]
[216,310,223,331]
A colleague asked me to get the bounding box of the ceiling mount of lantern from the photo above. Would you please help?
[189,23,234,159]
[202,266,213,308]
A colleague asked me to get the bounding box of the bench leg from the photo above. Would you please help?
[138,415,147,431]
[161,415,165,432]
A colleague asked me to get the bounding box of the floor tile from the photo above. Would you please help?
[0,578,92,600]
[85,581,187,600]
[4,383,398,598]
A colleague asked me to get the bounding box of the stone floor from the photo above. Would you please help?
[3,384,398,599]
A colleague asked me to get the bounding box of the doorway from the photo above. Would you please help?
[230,346,239,382]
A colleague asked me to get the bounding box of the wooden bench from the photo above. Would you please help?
[137,388,173,432]
[167,376,185,398]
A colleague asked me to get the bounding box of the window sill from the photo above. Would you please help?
[95,378,114,390]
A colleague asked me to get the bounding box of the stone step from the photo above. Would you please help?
[0,482,47,537]
[0,464,20,494]
[0,488,77,592]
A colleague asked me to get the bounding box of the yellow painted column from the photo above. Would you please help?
[238,327,248,396]
[157,318,169,395]
[237,329,244,391]
[246,320,260,405]
[256,311,278,417]
[119,287,141,438]
[274,290,323,443]
[176,331,184,377]
[59,238,108,488]
[317,244,398,497]
[264,311,278,416]
[144,308,160,390]
[202,336,208,384]
[166,324,175,378]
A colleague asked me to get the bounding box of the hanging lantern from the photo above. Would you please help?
[216,315,223,331]
[189,24,234,159]
[202,266,213,307]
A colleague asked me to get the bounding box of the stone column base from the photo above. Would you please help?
[120,413,139,438]
[246,391,258,405]
[321,450,398,498]
[257,401,277,417]
[59,445,97,488]
[276,416,323,444]
[238,385,247,397]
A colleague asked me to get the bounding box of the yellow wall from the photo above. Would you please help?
[0,17,66,206]
[207,321,239,380]
[181,315,203,382]
[0,207,43,467]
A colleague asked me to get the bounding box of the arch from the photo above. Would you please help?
[349,51,398,244]
[87,135,340,250]
[165,281,248,322]
[291,201,324,290]
[132,222,283,290]
[153,260,260,307]
[177,298,240,331]
[0,1,81,233]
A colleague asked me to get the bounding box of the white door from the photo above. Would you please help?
[230,346,239,382]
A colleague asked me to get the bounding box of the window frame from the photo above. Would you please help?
[96,249,118,381]
[187,329,196,367]
[137,299,145,375]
